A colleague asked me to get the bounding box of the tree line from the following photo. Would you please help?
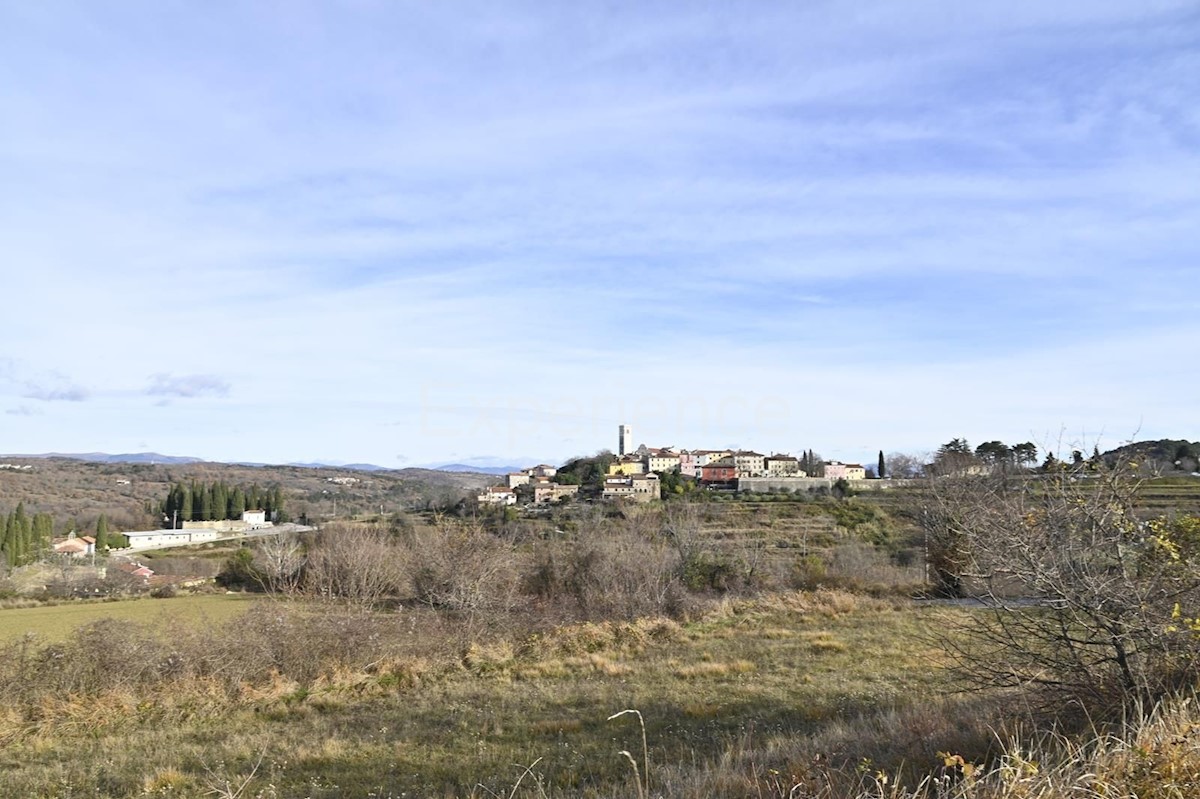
[0,506,125,567]
[0,504,52,567]
[160,480,286,527]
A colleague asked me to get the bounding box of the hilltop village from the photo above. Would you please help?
[478,424,869,507]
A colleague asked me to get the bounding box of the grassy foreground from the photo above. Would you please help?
[0,591,977,797]
[3,594,1200,797]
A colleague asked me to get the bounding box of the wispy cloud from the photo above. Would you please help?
[6,405,40,416]
[23,385,89,402]
[0,2,1196,464]
[145,374,231,399]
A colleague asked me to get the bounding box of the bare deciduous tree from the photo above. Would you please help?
[920,460,1200,706]
[253,532,306,595]
[304,523,402,607]
[401,519,519,617]
[885,452,928,479]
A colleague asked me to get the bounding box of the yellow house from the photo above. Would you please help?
[607,457,646,475]
[647,453,681,473]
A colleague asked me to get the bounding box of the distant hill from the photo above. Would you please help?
[286,461,391,472]
[1102,440,1200,471]
[3,452,404,472]
[424,455,555,475]
[0,451,521,477]
[433,463,522,475]
[0,457,494,535]
[2,451,205,465]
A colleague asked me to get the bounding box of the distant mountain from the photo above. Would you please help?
[433,463,521,475]
[422,455,554,475]
[2,451,205,465]
[1,451,549,476]
[286,461,391,472]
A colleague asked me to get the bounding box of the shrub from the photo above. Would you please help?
[214,547,266,592]
[920,460,1200,707]
[400,521,519,616]
[523,529,686,620]
[305,524,403,606]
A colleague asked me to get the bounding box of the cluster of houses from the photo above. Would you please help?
[476,425,869,507]
[476,463,583,507]
[606,446,866,482]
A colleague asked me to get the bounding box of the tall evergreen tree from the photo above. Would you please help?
[32,513,53,557]
[230,487,246,517]
[4,513,16,566]
[203,483,217,521]
[14,504,30,566]
[213,482,228,521]
[270,486,284,520]
[0,512,12,565]
[878,450,886,479]
[95,514,109,551]
[180,484,194,524]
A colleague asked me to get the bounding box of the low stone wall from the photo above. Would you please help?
[182,520,250,533]
[736,477,897,492]
[736,477,833,492]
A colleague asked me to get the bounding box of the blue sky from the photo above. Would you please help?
[1,1,1198,468]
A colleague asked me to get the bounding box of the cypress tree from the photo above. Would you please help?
[199,483,213,521]
[0,512,12,564]
[270,486,284,520]
[4,514,16,567]
[230,487,246,517]
[32,513,53,557]
[14,504,29,565]
[180,485,194,524]
[96,514,109,551]
[213,482,228,521]
[878,450,886,479]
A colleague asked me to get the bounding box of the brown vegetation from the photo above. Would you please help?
[0,456,493,536]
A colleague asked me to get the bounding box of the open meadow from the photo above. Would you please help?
[0,591,977,798]
[3,473,1200,797]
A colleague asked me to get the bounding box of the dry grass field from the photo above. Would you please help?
[0,591,976,798]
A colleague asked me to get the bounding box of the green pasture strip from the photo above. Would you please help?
[0,593,256,643]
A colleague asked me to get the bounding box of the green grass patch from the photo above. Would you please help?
[0,592,255,643]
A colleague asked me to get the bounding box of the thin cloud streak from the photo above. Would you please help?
[145,374,231,399]
[0,2,1196,464]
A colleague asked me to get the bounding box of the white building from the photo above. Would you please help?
[124,530,215,549]
[765,455,804,477]
[53,534,96,557]
[477,486,518,506]
[242,509,268,526]
[732,451,767,477]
